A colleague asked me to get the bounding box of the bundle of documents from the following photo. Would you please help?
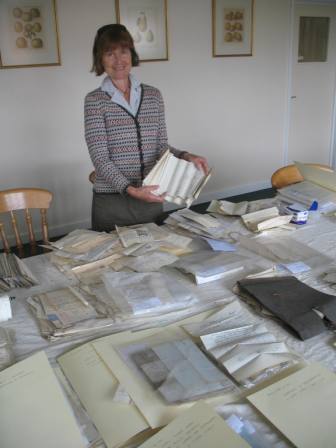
[241,207,292,232]
[100,271,198,318]
[0,252,38,292]
[238,233,331,270]
[28,287,98,332]
[165,208,229,239]
[58,316,239,448]
[207,199,249,216]
[277,180,336,212]
[184,301,299,387]
[118,336,234,403]
[48,229,122,262]
[143,150,211,207]
[116,222,192,256]
[173,250,246,284]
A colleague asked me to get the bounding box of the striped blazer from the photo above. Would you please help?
[84,84,182,193]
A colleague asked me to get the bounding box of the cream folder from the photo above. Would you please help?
[0,351,84,448]
[92,326,238,429]
[58,343,149,448]
[247,363,336,448]
[138,401,249,448]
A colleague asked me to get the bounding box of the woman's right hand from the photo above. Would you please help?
[126,185,165,203]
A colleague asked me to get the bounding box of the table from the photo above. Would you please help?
[3,206,336,448]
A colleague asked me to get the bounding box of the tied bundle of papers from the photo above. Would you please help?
[184,301,300,388]
[28,287,99,337]
[207,199,249,216]
[0,253,38,292]
[143,150,211,207]
[165,208,229,239]
[241,207,292,232]
[47,229,122,262]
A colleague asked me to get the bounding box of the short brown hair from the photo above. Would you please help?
[91,24,139,76]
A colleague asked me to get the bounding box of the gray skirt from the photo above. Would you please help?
[92,192,163,232]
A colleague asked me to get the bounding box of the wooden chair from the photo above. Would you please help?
[0,188,53,256]
[271,163,333,189]
[89,171,96,184]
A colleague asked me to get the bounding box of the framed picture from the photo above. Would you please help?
[212,0,254,57]
[116,0,168,62]
[0,0,60,69]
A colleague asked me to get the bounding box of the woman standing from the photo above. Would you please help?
[85,24,208,231]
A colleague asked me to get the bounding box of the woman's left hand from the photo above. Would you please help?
[182,152,209,174]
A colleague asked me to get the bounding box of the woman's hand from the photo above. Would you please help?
[126,185,165,203]
[182,152,209,174]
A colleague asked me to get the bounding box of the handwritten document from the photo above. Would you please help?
[138,401,248,448]
[247,363,336,448]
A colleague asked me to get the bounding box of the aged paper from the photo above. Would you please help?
[138,401,248,448]
[247,363,336,448]
[92,324,238,428]
[0,351,84,448]
[58,343,149,448]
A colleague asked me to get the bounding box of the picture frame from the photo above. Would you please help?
[212,0,254,57]
[115,0,168,62]
[0,0,61,69]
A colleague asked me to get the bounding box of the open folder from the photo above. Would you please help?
[143,150,211,207]
[247,363,336,448]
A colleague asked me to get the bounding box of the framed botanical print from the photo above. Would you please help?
[115,0,168,62]
[212,0,254,57]
[0,0,61,68]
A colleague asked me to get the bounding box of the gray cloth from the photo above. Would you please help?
[92,192,163,232]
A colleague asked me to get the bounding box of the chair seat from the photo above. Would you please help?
[271,163,333,189]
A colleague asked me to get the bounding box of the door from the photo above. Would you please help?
[288,2,336,166]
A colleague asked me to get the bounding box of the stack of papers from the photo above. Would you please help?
[28,287,98,334]
[58,314,239,448]
[173,250,246,284]
[143,150,211,207]
[0,253,38,292]
[118,336,234,403]
[241,207,292,232]
[100,271,198,318]
[184,301,299,387]
[277,180,336,212]
[48,229,122,262]
[207,200,249,216]
[239,233,331,269]
[165,208,229,239]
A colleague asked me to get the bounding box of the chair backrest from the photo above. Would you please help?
[271,163,333,189]
[89,171,96,184]
[0,188,53,255]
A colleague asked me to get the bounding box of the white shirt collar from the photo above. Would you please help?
[101,74,141,116]
[101,73,141,96]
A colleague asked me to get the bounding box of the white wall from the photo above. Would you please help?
[0,0,292,239]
